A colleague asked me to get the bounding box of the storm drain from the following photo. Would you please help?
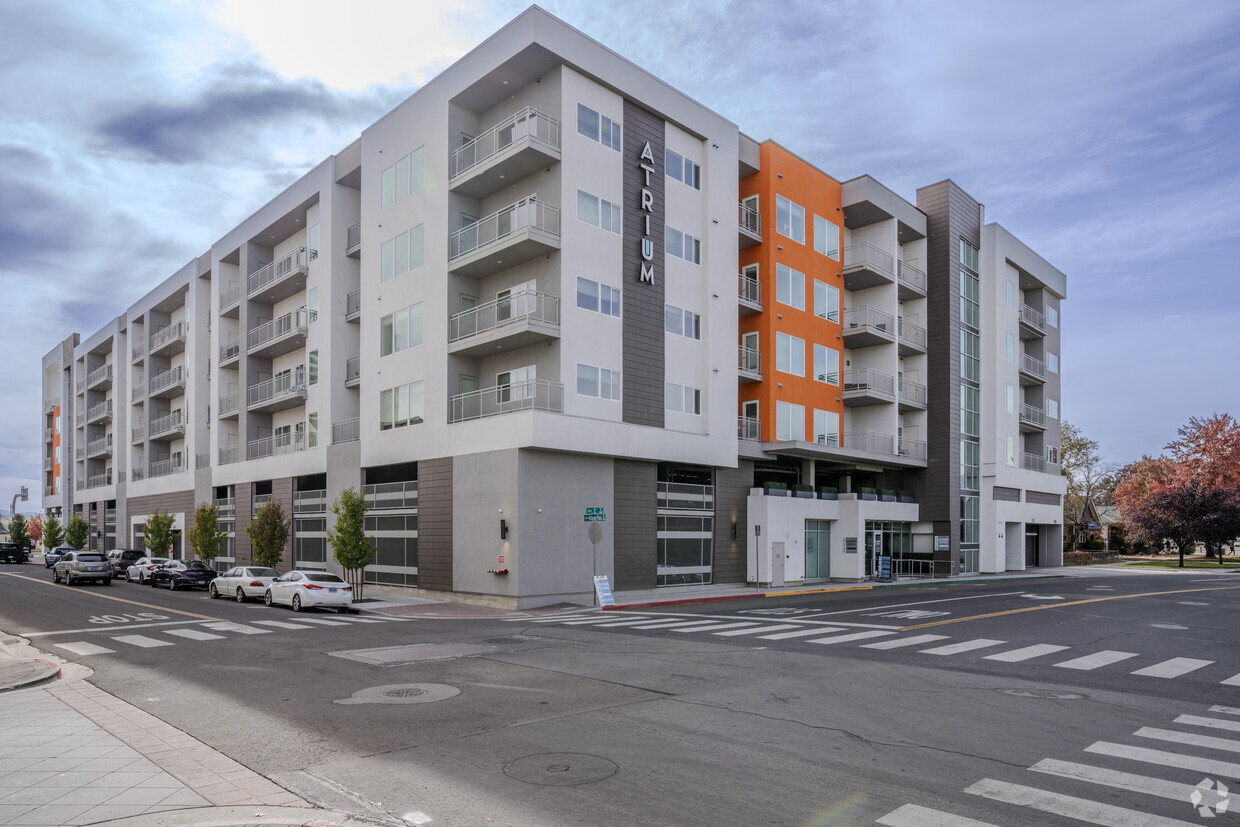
[334,683,460,705]
[503,752,619,787]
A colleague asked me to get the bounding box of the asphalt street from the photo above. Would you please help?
[2,563,1239,825]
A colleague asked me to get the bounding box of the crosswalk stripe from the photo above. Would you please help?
[53,642,114,656]
[1136,726,1240,754]
[862,634,950,650]
[809,630,895,645]
[920,639,1005,656]
[1210,705,1240,716]
[713,624,802,637]
[525,615,597,623]
[1053,650,1137,671]
[756,626,852,640]
[162,629,225,641]
[672,622,759,633]
[587,618,663,628]
[1221,673,1240,686]
[201,622,271,635]
[640,619,742,631]
[1085,741,1240,778]
[1131,657,1213,678]
[876,803,1000,826]
[624,619,723,630]
[964,777,1195,826]
[983,644,1070,663]
[111,635,174,648]
[1030,757,1204,803]
[335,616,387,623]
[292,618,349,626]
[253,620,313,630]
[1174,713,1240,733]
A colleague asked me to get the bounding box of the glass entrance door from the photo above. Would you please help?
[804,520,830,580]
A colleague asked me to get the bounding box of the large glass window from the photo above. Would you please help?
[577,363,621,401]
[776,263,805,310]
[813,344,839,385]
[577,103,621,151]
[577,190,622,234]
[813,409,839,446]
[576,277,620,317]
[961,384,980,437]
[378,382,423,430]
[665,383,701,415]
[1046,305,1059,328]
[960,495,980,545]
[775,195,805,243]
[960,270,980,328]
[959,239,979,271]
[665,304,700,339]
[960,440,979,490]
[380,225,425,283]
[1047,352,1059,373]
[776,332,805,376]
[1006,332,1016,363]
[813,215,840,259]
[378,304,424,357]
[1047,398,1059,419]
[666,226,701,264]
[960,329,979,382]
[665,148,700,189]
[656,514,713,586]
[1006,281,1016,311]
[380,147,425,210]
[814,280,839,322]
[776,400,805,441]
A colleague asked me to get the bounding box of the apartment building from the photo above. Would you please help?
[41,6,1066,606]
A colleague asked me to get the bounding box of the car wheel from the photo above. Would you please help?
[338,607,349,615]
[208,583,218,599]
[264,590,273,607]
[102,578,111,586]
[292,594,302,612]
[125,570,132,582]
[149,576,157,586]
[52,569,61,583]
[236,587,246,603]
[167,580,176,590]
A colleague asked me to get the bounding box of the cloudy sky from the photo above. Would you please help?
[3,0,1238,511]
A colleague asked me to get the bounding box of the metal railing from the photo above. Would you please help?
[738,273,761,305]
[738,202,761,236]
[448,379,563,423]
[132,385,145,404]
[252,494,272,514]
[150,365,185,395]
[898,317,927,350]
[657,482,714,511]
[449,290,559,343]
[43,455,52,471]
[220,336,240,363]
[843,304,894,334]
[131,420,145,442]
[214,497,235,518]
[345,356,360,385]
[247,431,304,460]
[294,489,327,514]
[75,444,85,461]
[150,321,187,352]
[1020,353,1046,381]
[86,399,112,422]
[346,289,361,317]
[248,247,308,296]
[364,481,418,511]
[897,260,927,293]
[893,558,935,578]
[86,434,112,457]
[131,342,144,362]
[220,281,240,310]
[843,431,895,455]
[346,222,361,252]
[1020,303,1046,333]
[195,451,210,470]
[898,437,928,460]
[332,418,360,444]
[248,307,307,350]
[149,410,184,439]
[75,376,85,394]
[87,470,113,488]
[449,197,560,260]
[75,411,85,429]
[898,378,927,407]
[1020,403,1046,428]
[149,457,183,478]
[218,445,241,465]
[738,345,761,374]
[219,392,239,417]
[131,467,144,482]
[843,368,895,396]
[1021,451,1058,473]
[843,242,895,277]
[87,363,112,387]
[738,415,761,441]
[247,368,306,408]
[450,107,561,178]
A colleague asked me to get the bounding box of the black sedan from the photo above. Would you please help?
[149,560,218,590]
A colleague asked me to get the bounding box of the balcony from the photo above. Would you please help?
[248,308,308,359]
[448,290,560,357]
[345,356,360,388]
[897,317,927,356]
[448,379,563,423]
[131,420,145,444]
[1019,353,1046,386]
[364,481,418,511]
[149,410,185,441]
[738,345,762,383]
[346,222,361,258]
[86,434,113,459]
[1021,451,1059,474]
[215,497,235,519]
[43,454,52,471]
[842,242,896,291]
[294,489,327,514]
[149,456,184,478]
[897,260,927,300]
[75,411,85,429]
[842,305,895,348]
[449,107,561,200]
[332,418,360,445]
[252,494,272,515]
[219,335,240,367]
[75,444,85,461]
[1020,403,1047,433]
[87,470,113,489]
[898,378,928,411]
[898,437,928,461]
[247,368,306,413]
[247,247,309,303]
[1019,304,1046,339]
[738,202,761,247]
[448,197,560,278]
[131,342,144,364]
[218,392,240,420]
[86,363,113,390]
[132,385,145,404]
[738,272,762,316]
[220,282,241,317]
[218,444,241,466]
[345,289,361,322]
[843,368,895,406]
[196,452,210,470]
[43,424,52,443]
[149,321,187,357]
[75,376,85,395]
[86,399,112,425]
[738,415,761,442]
[149,366,186,399]
[247,431,305,460]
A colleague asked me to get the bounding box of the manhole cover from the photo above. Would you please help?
[334,683,460,705]
[384,688,426,698]
[503,753,618,787]
[997,688,1086,700]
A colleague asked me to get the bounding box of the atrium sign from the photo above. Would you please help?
[638,141,657,285]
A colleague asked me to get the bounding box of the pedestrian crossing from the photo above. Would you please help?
[875,703,1240,825]
[51,613,400,658]
[512,611,1240,686]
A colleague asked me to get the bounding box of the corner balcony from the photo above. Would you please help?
[131,341,144,364]
[344,356,360,388]
[331,418,360,445]
[149,366,186,399]
[247,431,305,461]
[43,455,52,471]
[86,399,112,425]
[219,335,240,367]
[218,444,241,466]
[75,444,85,461]
[220,282,241,318]
[448,379,563,423]
[248,308,308,359]
[898,437,928,461]
[738,202,762,247]
[897,317,927,356]
[738,345,762,383]
[898,378,928,411]
[448,291,560,358]
[86,363,113,391]
[86,434,113,459]
[218,392,239,420]
[346,222,361,258]
[149,321,187,358]
[345,289,361,323]
[75,411,85,429]
[738,415,761,442]
[843,368,896,406]
[247,247,309,303]
[1019,403,1047,433]
[842,305,895,348]
[842,242,896,291]
[448,197,560,278]
[449,107,561,200]
[131,420,144,444]
[843,431,929,463]
[1019,304,1046,339]
[132,385,145,404]
[1021,451,1060,474]
[247,369,306,413]
[1019,353,1046,386]
[738,273,762,315]
[87,469,113,489]
[149,410,185,441]
[149,457,185,479]
[897,260,927,300]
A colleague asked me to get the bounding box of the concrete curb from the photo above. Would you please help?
[88,805,376,827]
[0,634,62,691]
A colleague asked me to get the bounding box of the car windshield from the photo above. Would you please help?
[307,573,345,583]
[249,568,279,577]
[187,562,212,571]
[76,554,107,562]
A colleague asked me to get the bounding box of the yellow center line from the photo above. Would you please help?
[1,570,223,621]
[899,585,1240,631]
[764,585,873,598]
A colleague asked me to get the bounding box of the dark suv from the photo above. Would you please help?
[0,543,29,564]
[110,549,146,578]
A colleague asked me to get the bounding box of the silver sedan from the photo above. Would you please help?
[209,566,280,602]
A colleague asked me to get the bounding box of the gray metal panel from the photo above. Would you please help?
[712,460,752,584]
[613,459,656,590]
[621,99,665,428]
[417,457,454,592]
[1026,490,1061,506]
[993,486,1020,502]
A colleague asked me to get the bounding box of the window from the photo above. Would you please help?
[775,195,805,243]
[309,351,318,385]
[1006,282,1015,311]
[1047,398,1059,420]
[308,225,319,262]
[1006,332,1015,363]
[1006,384,1015,414]
[960,495,980,544]
[378,303,424,357]
[960,329,979,382]
[776,400,805,441]
[776,263,805,310]
[1047,445,1061,465]
[380,147,425,209]
[813,409,839,446]
[308,287,319,322]
[308,412,318,448]
[380,225,425,283]
[1007,436,1016,466]
[961,384,980,437]
[577,190,622,234]
[665,382,701,415]
[814,344,839,384]
[776,332,805,376]
[497,366,536,404]
[813,215,840,259]
[577,103,621,151]
[814,280,839,322]
[666,226,701,264]
[959,239,979,271]
[960,270,980,328]
[577,364,621,401]
[665,304,700,339]
[665,148,700,189]
[960,440,979,490]
[1046,305,1059,328]
[1047,352,1059,374]
[379,382,424,430]
[576,277,620,317]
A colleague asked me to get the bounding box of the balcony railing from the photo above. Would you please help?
[449,379,563,423]
[220,336,240,364]
[450,107,561,179]
[345,356,360,387]
[738,415,761,442]
[252,493,272,515]
[843,368,895,397]
[738,345,762,377]
[149,321,187,354]
[218,445,241,465]
[75,411,85,429]
[1020,304,1046,334]
[75,376,85,394]
[132,385,145,404]
[898,378,928,408]
[86,363,112,388]
[131,342,144,363]
[449,290,560,344]
[86,434,112,458]
[149,410,184,440]
[248,307,308,352]
[150,365,185,396]
[43,455,52,471]
[364,481,418,511]
[449,197,560,261]
[738,273,761,309]
[332,418,360,445]
[216,392,238,419]
[1020,353,1047,382]
[131,420,145,443]
[842,305,894,347]
[1021,452,1059,473]
[898,317,927,351]
[220,282,240,312]
[657,482,714,511]
[149,457,184,478]
[1020,403,1046,429]
[346,222,361,256]
[897,260,927,296]
[248,247,308,296]
[214,497,235,518]
[247,368,306,410]
[86,399,112,423]
[87,470,113,489]
[898,437,928,460]
[739,202,761,238]
[75,444,85,461]
[843,431,894,455]
[247,431,305,460]
[195,451,210,470]
[345,289,361,320]
[843,242,896,290]
[293,489,328,514]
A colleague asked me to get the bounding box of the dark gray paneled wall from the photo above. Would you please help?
[613,459,657,590]
[621,100,665,427]
[713,461,753,584]
[993,486,1021,502]
[127,490,196,556]
[1026,490,1061,506]
[418,457,454,592]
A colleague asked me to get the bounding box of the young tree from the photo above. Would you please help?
[246,500,289,568]
[186,502,226,565]
[65,515,89,549]
[42,513,65,550]
[328,488,372,599]
[7,514,28,548]
[1060,421,1117,548]
[143,510,177,557]
[27,514,43,547]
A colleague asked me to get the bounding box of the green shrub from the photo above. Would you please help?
[792,484,813,493]
[1082,538,1104,551]
[763,481,787,491]
[1064,551,1093,566]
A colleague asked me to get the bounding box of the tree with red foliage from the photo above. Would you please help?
[27,513,43,546]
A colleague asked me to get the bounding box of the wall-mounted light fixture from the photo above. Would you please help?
[732,523,738,540]
[500,519,508,540]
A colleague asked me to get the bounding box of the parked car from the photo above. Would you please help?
[126,556,169,583]
[264,570,353,613]
[44,546,75,568]
[53,551,112,585]
[0,543,29,564]
[149,560,218,591]
[110,549,146,578]
[210,566,280,602]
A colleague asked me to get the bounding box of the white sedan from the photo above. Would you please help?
[264,570,353,613]
[126,556,170,583]
[209,566,280,602]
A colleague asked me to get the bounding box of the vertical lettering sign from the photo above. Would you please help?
[638,142,657,285]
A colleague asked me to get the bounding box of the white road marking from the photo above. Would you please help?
[1085,741,1240,778]
[1030,757,1204,803]
[584,618,661,628]
[201,622,272,635]
[1130,657,1213,678]
[1053,650,1138,671]
[809,630,895,645]
[1136,726,1240,754]
[920,639,1006,656]
[53,642,114,656]
[162,629,225,641]
[1174,713,1240,733]
[624,619,727,629]
[252,620,314,630]
[523,615,597,623]
[756,626,852,640]
[672,622,759,633]
[983,644,1070,663]
[1210,705,1240,716]
[558,617,638,625]
[291,617,349,626]
[111,635,174,648]
[24,619,207,637]
[1221,673,1240,687]
[862,634,950,650]
[964,777,1196,826]
[334,616,387,623]
[876,803,1001,826]
[713,624,802,637]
